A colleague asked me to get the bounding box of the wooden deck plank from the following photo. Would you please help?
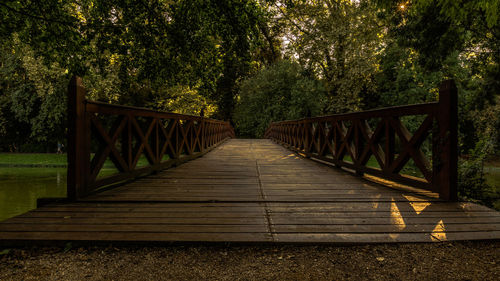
[0,232,273,242]
[18,212,268,218]
[0,224,270,233]
[273,224,500,233]
[1,138,499,244]
[269,216,500,224]
[25,210,500,218]
[4,217,268,225]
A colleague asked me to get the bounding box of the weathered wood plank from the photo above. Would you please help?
[273,224,500,233]
[0,232,273,242]
[3,217,267,225]
[0,139,499,244]
[19,212,267,218]
[0,224,270,233]
[269,217,500,225]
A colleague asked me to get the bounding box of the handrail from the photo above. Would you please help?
[67,76,235,199]
[265,80,458,200]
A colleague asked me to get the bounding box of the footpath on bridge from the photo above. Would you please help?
[0,139,499,244]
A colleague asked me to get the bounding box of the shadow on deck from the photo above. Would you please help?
[0,139,499,244]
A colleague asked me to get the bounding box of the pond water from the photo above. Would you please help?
[0,167,67,221]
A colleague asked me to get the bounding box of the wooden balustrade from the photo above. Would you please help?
[67,76,235,199]
[265,80,458,200]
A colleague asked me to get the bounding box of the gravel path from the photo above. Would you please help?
[1,241,498,280]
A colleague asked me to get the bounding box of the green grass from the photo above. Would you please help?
[0,153,67,166]
[485,167,500,188]
[485,159,500,187]
[340,155,424,178]
[0,153,152,169]
[331,155,379,168]
[484,161,500,210]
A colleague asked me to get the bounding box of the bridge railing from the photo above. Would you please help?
[67,76,235,200]
[265,80,457,200]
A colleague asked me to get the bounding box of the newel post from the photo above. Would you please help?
[434,80,458,200]
[67,76,87,200]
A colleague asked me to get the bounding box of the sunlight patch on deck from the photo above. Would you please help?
[404,194,432,214]
[390,198,406,230]
[431,220,447,241]
[371,194,382,209]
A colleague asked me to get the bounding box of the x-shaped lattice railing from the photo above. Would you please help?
[265,80,458,200]
[67,76,235,199]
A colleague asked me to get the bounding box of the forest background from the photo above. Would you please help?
[0,0,499,206]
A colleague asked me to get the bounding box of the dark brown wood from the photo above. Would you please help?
[385,118,394,171]
[274,102,437,123]
[265,80,458,200]
[434,80,458,200]
[67,76,235,199]
[67,76,88,200]
[0,139,498,244]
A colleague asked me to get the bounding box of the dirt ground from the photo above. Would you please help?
[0,241,499,280]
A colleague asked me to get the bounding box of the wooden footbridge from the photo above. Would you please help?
[0,78,499,244]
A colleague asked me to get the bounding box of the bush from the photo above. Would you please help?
[458,158,490,201]
[458,139,499,209]
[234,60,326,138]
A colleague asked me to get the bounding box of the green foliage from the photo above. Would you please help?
[0,35,68,146]
[458,159,490,202]
[0,105,6,137]
[149,84,218,117]
[234,60,325,138]
[413,0,500,28]
[458,140,499,208]
[0,0,269,150]
[276,0,382,113]
[83,56,122,103]
[376,43,441,107]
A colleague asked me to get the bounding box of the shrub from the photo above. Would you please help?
[458,139,499,209]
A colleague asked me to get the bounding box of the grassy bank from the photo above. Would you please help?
[485,159,500,187]
[0,153,150,168]
[0,153,67,166]
[484,159,500,210]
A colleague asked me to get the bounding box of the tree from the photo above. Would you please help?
[234,60,325,137]
[0,36,68,150]
[0,0,269,150]
[272,0,382,113]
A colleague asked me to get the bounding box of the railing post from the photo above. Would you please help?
[384,118,395,172]
[122,114,132,171]
[434,80,458,200]
[200,120,205,153]
[354,119,364,176]
[304,122,311,156]
[67,76,87,200]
